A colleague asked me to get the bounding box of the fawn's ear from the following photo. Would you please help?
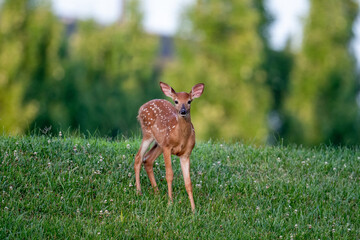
[160,82,176,98]
[190,83,205,99]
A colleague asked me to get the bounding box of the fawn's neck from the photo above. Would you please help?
[178,115,192,131]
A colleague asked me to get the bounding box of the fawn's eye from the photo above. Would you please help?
[174,100,179,104]
[188,100,192,104]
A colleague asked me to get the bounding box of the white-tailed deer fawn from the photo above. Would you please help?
[134,82,204,212]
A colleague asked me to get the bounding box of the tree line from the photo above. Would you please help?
[0,0,359,145]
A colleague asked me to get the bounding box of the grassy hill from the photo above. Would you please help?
[1,134,359,239]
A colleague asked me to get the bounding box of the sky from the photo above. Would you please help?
[51,0,360,59]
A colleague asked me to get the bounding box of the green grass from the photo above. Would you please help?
[1,134,359,239]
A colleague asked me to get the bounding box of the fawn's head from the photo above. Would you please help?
[160,82,205,118]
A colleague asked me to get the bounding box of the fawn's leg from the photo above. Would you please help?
[134,137,153,194]
[144,143,162,193]
[180,156,195,212]
[162,148,174,203]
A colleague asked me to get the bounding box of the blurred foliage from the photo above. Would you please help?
[52,0,160,136]
[163,0,271,143]
[254,0,294,144]
[285,0,360,145]
[0,0,161,137]
[0,0,43,134]
[0,0,359,145]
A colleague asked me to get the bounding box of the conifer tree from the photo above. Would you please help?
[286,0,360,145]
[254,0,294,144]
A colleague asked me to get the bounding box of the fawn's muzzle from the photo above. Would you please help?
[180,105,187,116]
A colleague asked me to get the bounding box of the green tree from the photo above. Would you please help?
[23,2,67,132]
[254,0,294,144]
[1,0,161,136]
[66,0,160,136]
[163,0,271,142]
[285,0,360,145]
[0,0,53,134]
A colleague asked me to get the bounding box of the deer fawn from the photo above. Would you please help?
[134,82,205,212]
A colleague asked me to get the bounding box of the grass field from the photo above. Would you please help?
[1,134,359,239]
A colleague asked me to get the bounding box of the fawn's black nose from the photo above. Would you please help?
[180,105,187,116]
